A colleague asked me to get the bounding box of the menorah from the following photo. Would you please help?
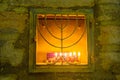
[37,14,86,65]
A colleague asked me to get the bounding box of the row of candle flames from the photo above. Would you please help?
[47,52,81,65]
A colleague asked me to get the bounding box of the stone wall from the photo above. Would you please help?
[94,0,120,80]
[0,0,120,80]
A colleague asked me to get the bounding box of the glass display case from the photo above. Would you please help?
[36,14,88,65]
[29,9,94,72]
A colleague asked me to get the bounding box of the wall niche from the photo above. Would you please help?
[29,8,94,72]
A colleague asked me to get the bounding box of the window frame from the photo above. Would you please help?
[29,8,94,73]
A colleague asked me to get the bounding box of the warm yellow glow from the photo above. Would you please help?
[69,52,72,57]
[64,53,67,57]
[73,52,76,56]
[36,14,88,65]
[55,52,58,57]
[60,52,62,56]
[78,52,81,57]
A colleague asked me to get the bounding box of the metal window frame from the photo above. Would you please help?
[29,8,94,73]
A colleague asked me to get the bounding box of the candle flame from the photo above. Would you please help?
[64,53,67,57]
[55,52,58,57]
[78,52,81,56]
[69,52,72,56]
[73,52,76,56]
[60,52,62,56]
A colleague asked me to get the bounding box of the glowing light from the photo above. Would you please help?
[69,52,72,57]
[73,52,76,56]
[55,52,58,57]
[60,52,62,56]
[78,52,81,57]
[64,53,67,57]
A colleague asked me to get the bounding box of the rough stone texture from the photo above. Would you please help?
[97,0,120,4]
[0,74,17,80]
[8,0,94,7]
[0,3,8,11]
[94,0,120,80]
[0,12,28,67]
[0,12,28,32]
[13,7,28,14]
[98,26,120,44]
[1,40,25,66]
[116,75,120,80]
[0,0,120,80]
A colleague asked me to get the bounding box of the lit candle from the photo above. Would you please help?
[78,52,81,57]
[55,52,58,57]
[78,52,81,63]
[69,52,72,57]
[64,52,67,57]
[60,52,62,56]
[73,52,76,57]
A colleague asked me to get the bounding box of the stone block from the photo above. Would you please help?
[7,0,94,8]
[96,5,120,21]
[99,52,113,70]
[0,40,6,47]
[102,45,120,51]
[112,63,120,74]
[0,0,2,3]
[116,75,120,80]
[99,51,120,71]
[0,3,8,11]
[13,7,28,13]
[98,26,120,44]
[0,27,25,67]
[1,40,25,66]
[0,74,17,80]
[97,0,120,4]
[0,28,20,41]
[0,12,28,33]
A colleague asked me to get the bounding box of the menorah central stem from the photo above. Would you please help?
[61,24,63,53]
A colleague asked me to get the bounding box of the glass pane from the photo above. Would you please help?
[36,14,88,65]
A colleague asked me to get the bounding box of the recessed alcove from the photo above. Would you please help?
[29,9,94,72]
[36,14,88,65]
